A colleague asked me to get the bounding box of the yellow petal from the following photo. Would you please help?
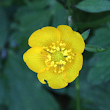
[28,26,60,47]
[23,47,48,73]
[37,70,68,89]
[57,25,85,54]
[64,54,83,83]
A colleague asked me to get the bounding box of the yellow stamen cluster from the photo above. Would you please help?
[43,41,74,73]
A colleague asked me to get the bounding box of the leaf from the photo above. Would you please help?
[0,73,9,105]
[0,77,5,104]
[52,3,68,27]
[85,44,107,52]
[15,10,51,32]
[4,51,59,110]
[0,7,8,49]
[0,58,2,70]
[87,25,110,84]
[81,82,110,110]
[14,2,52,32]
[24,0,53,10]
[68,82,110,110]
[0,0,12,6]
[67,60,110,110]
[75,0,110,13]
[10,0,68,55]
[9,3,52,55]
[81,29,90,41]
[77,15,110,29]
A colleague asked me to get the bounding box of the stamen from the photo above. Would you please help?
[43,41,74,73]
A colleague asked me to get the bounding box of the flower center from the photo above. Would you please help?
[53,51,64,62]
[43,41,74,73]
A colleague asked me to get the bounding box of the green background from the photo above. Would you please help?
[0,0,110,110]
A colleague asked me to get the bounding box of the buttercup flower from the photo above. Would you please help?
[23,25,85,89]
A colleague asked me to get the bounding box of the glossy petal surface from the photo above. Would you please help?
[37,70,68,89]
[29,26,60,47]
[23,47,48,73]
[64,54,83,83]
[57,25,85,54]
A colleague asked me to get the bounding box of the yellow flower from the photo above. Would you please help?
[23,25,85,89]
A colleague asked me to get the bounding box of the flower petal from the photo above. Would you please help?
[64,54,83,83]
[37,70,68,89]
[28,26,60,47]
[57,25,85,54]
[23,47,48,73]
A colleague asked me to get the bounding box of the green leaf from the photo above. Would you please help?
[15,10,51,32]
[69,81,110,110]
[77,15,110,29]
[85,44,107,52]
[81,29,90,41]
[10,0,68,55]
[67,60,110,110]
[0,77,5,104]
[87,25,110,84]
[10,3,52,55]
[24,0,52,10]
[0,58,2,70]
[4,51,59,110]
[75,0,110,13]
[13,0,52,32]
[52,2,68,27]
[0,0,12,6]
[0,8,8,49]
[0,73,9,105]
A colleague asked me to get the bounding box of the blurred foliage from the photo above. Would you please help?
[0,7,8,49]
[0,0,110,110]
[75,0,110,13]
[4,51,59,110]
[87,24,110,85]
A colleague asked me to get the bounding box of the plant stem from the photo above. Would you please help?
[67,1,80,110]
[75,77,80,110]
[67,0,72,26]
[67,0,71,16]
